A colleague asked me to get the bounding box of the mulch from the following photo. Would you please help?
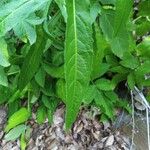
[0,105,131,150]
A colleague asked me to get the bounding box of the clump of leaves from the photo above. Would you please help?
[0,0,150,146]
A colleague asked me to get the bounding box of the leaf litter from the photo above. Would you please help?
[0,104,132,150]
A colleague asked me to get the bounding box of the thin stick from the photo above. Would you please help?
[134,86,150,110]
[146,107,150,150]
[130,90,135,150]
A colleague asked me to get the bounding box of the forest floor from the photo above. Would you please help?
[0,104,149,150]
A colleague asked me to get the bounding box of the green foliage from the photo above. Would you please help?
[5,124,27,141]
[0,0,150,145]
[20,133,27,150]
[36,105,47,124]
[5,108,30,132]
[64,0,93,130]
[18,26,47,90]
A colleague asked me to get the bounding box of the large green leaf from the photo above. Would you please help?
[5,108,30,132]
[18,26,47,90]
[113,0,132,37]
[13,15,44,45]
[0,0,49,37]
[5,124,26,141]
[111,0,133,58]
[65,0,93,129]
[100,0,133,58]
[100,9,114,40]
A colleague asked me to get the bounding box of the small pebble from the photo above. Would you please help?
[105,135,115,147]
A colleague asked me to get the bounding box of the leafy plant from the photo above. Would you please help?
[0,0,150,147]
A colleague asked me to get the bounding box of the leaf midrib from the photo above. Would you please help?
[71,0,78,101]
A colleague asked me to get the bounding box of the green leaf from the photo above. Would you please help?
[110,66,129,74]
[8,88,28,103]
[30,95,38,104]
[104,91,119,103]
[90,0,101,23]
[65,0,93,129]
[99,0,116,5]
[0,37,10,67]
[135,61,150,76]
[95,89,114,119]
[141,79,150,87]
[138,0,150,17]
[120,52,140,69]
[113,0,133,37]
[47,109,53,124]
[111,35,129,58]
[5,124,26,141]
[0,0,49,37]
[82,85,96,104]
[41,81,54,97]
[14,15,44,45]
[36,105,46,124]
[92,63,110,80]
[100,0,133,58]
[100,9,114,40]
[43,63,64,78]
[5,108,30,132]
[111,73,127,87]
[137,36,150,59]
[43,97,58,124]
[0,86,11,104]
[116,99,131,113]
[55,0,67,22]
[18,26,47,90]
[106,54,118,66]
[0,66,8,87]
[35,67,46,88]
[20,133,27,150]
[42,95,52,109]
[56,79,66,102]
[127,72,135,90]
[135,19,150,36]
[8,100,19,117]
[98,63,110,77]
[95,78,115,91]
[135,75,145,88]
[111,0,133,58]
[91,23,108,80]
[7,65,20,76]
[0,52,10,67]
